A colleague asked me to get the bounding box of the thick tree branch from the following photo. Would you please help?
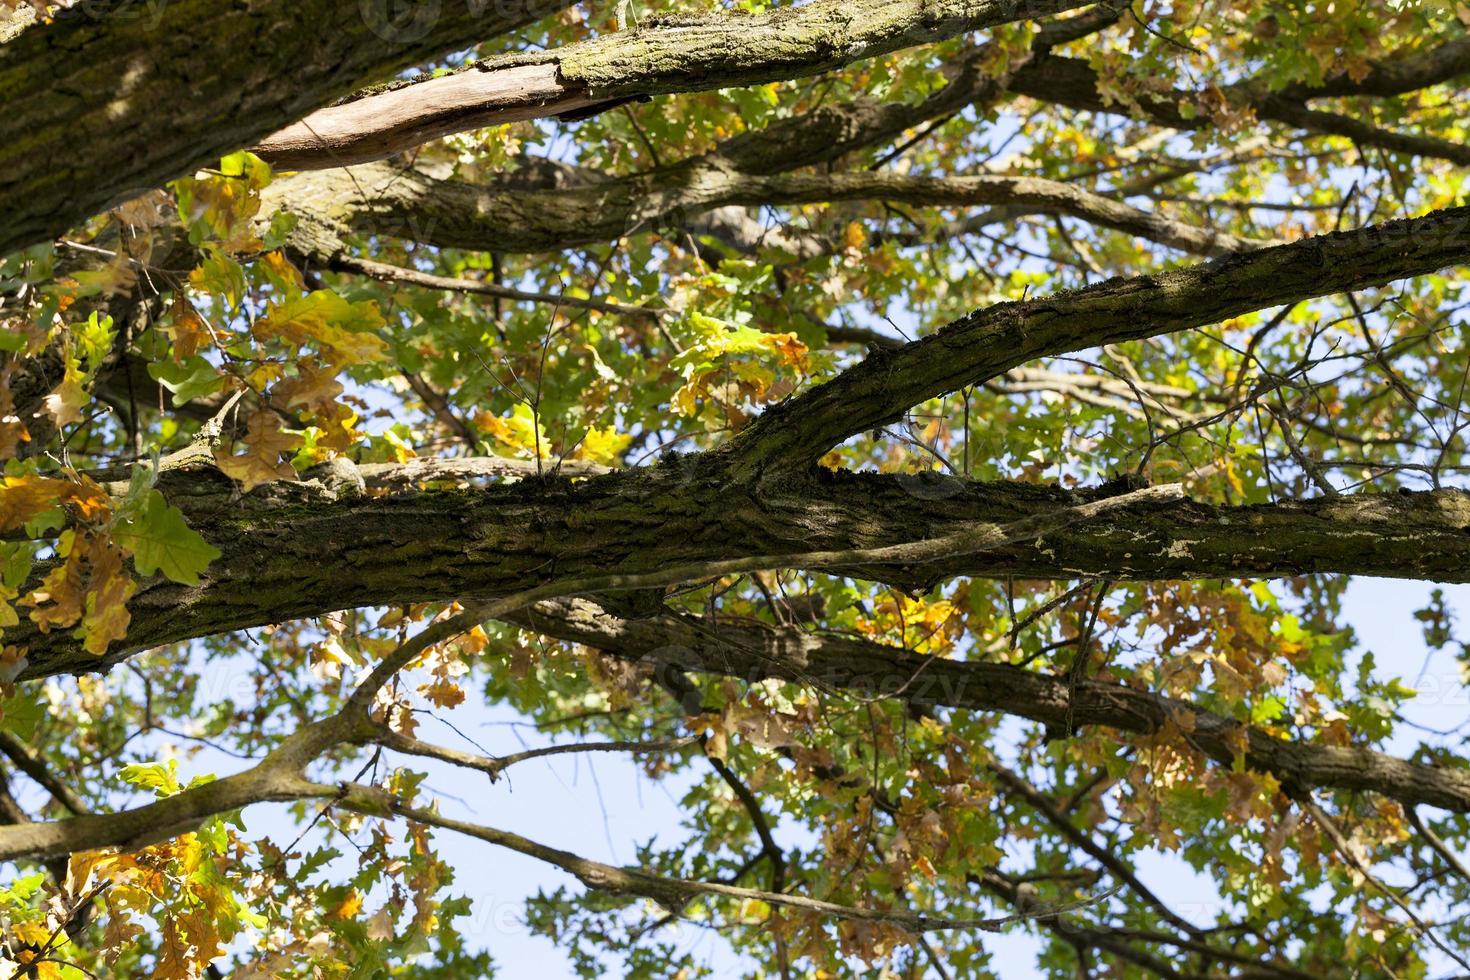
[13,463,1470,685]
[253,0,1091,170]
[270,157,1267,262]
[505,598,1470,814]
[719,205,1470,475]
[0,0,572,255]
[1278,36,1470,99]
[1009,50,1470,167]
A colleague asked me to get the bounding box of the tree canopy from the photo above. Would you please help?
[2,0,1470,975]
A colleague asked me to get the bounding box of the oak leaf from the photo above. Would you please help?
[114,490,221,586]
[78,537,136,655]
[252,290,387,365]
[39,373,86,429]
[0,475,69,531]
[213,412,303,491]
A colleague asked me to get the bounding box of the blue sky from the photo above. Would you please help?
[169,576,1463,977]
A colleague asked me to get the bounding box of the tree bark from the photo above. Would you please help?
[14,464,1470,680]
[1008,50,1470,166]
[269,161,1268,260]
[0,0,573,256]
[719,204,1470,476]
[253,0,1089,170]
[509,598,1470,813]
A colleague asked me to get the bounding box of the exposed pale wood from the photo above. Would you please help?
[256,63,598,170]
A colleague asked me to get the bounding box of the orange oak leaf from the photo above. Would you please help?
[213,412,303,490]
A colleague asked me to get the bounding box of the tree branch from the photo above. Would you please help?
[1008,48,1470,167]
[18,463,1470,682]
[251,0,1091,170]
[350,788,1123,932]
[375,728,698,783]
[331,253,667,320]
[270,157,1271,262]
[505,597,1470,814]
[0,0,571,255]
[0,731,88,816]
[719,204,1470,476]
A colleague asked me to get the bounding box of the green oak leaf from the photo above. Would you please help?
[114,489,221,586]
[148,355,226,406]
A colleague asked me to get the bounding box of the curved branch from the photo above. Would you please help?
[0,732,88,816]
[253,0,1091,170]
[986,760,1200,936]
[744,172,1275,256]
[719,204,1470,475]
[506,597,1470,814]
[271,158,1270,262]
[0,715,355,861]
[353,788,1121,932]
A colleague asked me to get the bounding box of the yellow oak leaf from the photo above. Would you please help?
[0,474,70,531]
[418,677,466,709]
[23,529,88,633]
[25,529,137,653]
[39,372,87,429]
[331,889,365,920]
[252,290,387,365]
[478,403,548,460]
[260,250,305,291]
[154,918,193,980]
[213,412,303,491]
[79,538,136,655]
[574,425,632,466]
[179,905,224,967]
[10,919,49,945]
[166,297,211,361]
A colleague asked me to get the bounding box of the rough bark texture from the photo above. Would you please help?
[0,0,573,255]
[720,204,1470,475]
[548,0,1086,98]
[267,158,1267,262]
[249,6,1469,176]
[511,598,1470,813]
[253,0,1089,171]
[15,463,1470,680]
